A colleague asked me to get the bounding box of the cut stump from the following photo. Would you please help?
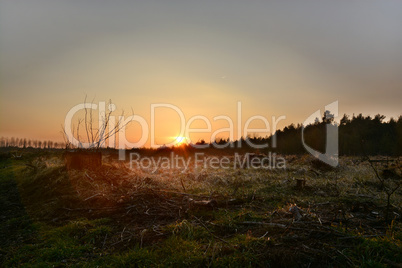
[64,151,102,170]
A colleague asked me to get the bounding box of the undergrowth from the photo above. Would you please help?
[0,152,401,267]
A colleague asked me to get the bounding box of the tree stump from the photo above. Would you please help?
[64,151,102,170]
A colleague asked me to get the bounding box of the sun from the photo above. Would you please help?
[174,136,188,146]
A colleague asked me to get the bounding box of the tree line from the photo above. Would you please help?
[238,112,402,156]
[0,137,66,149]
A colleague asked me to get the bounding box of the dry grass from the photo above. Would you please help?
[1,151,401,267]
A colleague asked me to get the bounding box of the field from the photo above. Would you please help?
[0,149,401,267]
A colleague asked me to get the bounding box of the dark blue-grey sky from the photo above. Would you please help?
[1,0,401,143]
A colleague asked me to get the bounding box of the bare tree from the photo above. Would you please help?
[365,156,401,222]
[361,139,401,222]
[62,98,131,150]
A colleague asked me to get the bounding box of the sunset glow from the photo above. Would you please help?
[174,136,188,146]
[0,1,401,146]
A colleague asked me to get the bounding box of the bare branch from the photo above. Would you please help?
[84,95,91,145]
[62,97,132,150]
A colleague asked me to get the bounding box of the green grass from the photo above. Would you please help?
[0,152,401,267]
[5,219,110,267]
[0,158,38,262]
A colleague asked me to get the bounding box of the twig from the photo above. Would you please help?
[193,216,233,247]
[62,206,119,211]
[121,227,126,241]
[319,225,349,236]
[84,95,91,145]
[338,234,384,240]
[180,177,187,192]
[140,229,147,248]
[85,172,94,181]
[314,202,331,206]
[102,233,107,249]
[240,221,287,228]
[259,231,269,239]
[337,249,354,267]
[153,189,211,198]
[84,193,100,201]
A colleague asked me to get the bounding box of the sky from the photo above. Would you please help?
[1,0,401,147]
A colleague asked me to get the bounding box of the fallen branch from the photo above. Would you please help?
[62,206,120,211]
[336,249,354,267]
[186,197,217,208]
[240,221,287,228]
[153,189,211,198]
[338,234,384,240]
